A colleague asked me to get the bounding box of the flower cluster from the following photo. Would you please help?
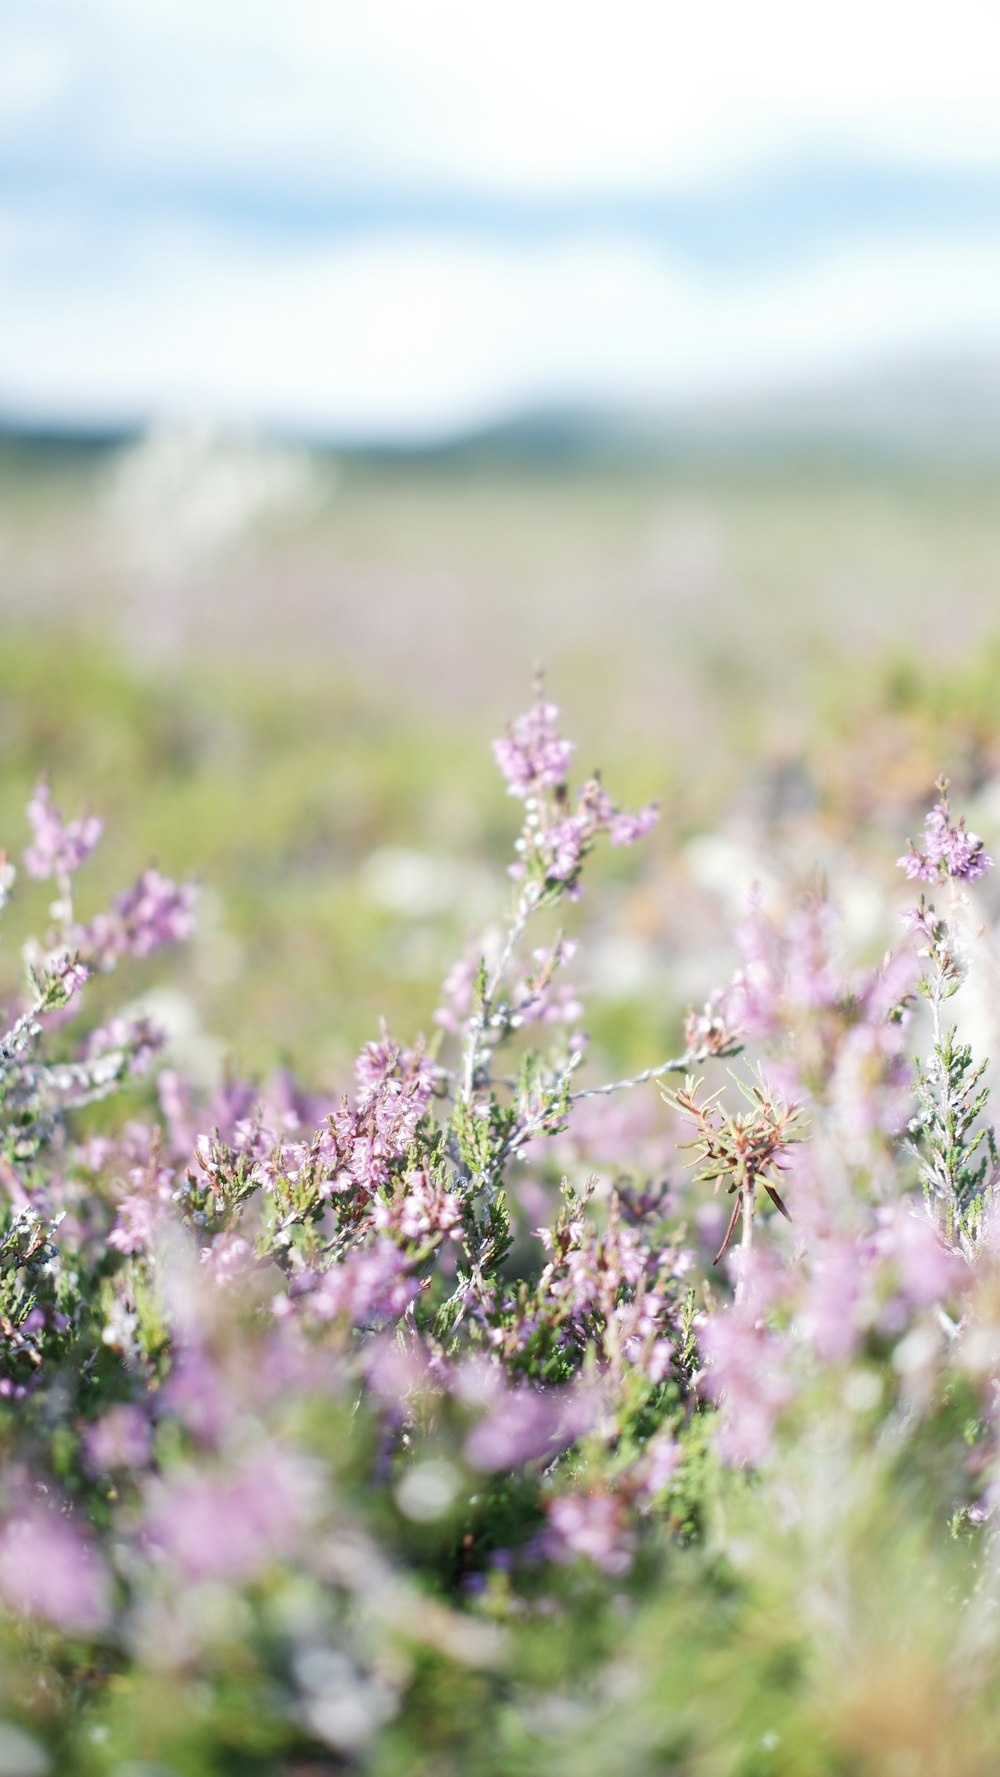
[24,783,102,881]
[897,776,994,883]
[84,867,198,966]
[495,687,658,901]
[493,693,575,798]
[0,728,998,1777]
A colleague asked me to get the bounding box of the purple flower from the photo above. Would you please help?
[545,1490,636,1575]
[784,897,843,1014]
[898,788,993,884]
[435,949,481,1032]
[373,1169,463,1242]
[493,698,574,799]
[84,1404,153,1474]
[636,1429,681,1501]
[107,1193,160,1256]
[875,1206,967,1309]
[201,1231,255,1287]
[797,1237,863,1363]
[107,1152,174,1255]
[84,1015,165,1077]
[24,784,102,880]
[726,898,784,1038]
[144,1449,314,1584]
[112,869,197,958]
[899,904,939,941]
[300,1238,419,1329]
[608,803,660,846]
[83,870,196,969]
[465,1389,553,1471]
[43,948,90,1003]
[461,1383,588,1472]
[0,1505,110,1632]
[699,1309,794,1466]
[541,816,586,882]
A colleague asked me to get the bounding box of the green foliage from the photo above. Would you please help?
[914,1025,998,1251]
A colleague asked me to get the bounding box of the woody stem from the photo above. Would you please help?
[734,1183,755,1308]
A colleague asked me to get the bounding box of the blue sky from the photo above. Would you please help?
[5,0,1000,440]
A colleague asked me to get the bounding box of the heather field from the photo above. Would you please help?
[4,442,1000,1074]
[3,444,1000,1774]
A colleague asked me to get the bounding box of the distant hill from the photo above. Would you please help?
[5,355,1000,469]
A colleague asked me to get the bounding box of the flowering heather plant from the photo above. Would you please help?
[4,699,1000,1774]
[898,775,994,883]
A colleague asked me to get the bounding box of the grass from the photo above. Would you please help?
[2,443,1000,1085]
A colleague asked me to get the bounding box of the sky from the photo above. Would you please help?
[4,0,1000,441]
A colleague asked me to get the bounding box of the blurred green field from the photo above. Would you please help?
[2,438,1000,1087]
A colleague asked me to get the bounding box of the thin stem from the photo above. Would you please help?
[460,888,538,1106]
[493,1051,585,1174]
[55,866,74,946]
[569,1043,740,1104]
[734,1186,755,1308]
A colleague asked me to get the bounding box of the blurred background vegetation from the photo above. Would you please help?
[3,431,1000,1093]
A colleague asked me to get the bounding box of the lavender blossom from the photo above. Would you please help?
[110,869,198,959]
[41,947,89,1005]
[608,802,660,846]
[898,781,994,884]
[493,697,574,798]
[545,1490,636,1576]
[541,815,587,881]
[0,1505,110,1632]
[699,1309,795,1466]
[24,784,102,880]
[291,1237,420,1329]
[144,1449,314,1584]
[84,1404,153,1474]
[84,1015,165,1078]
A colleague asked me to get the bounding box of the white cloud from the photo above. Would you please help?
[5,2,1000,435]
[6,0,1000,193]
[5,217,1000,437]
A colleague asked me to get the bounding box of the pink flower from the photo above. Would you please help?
[700,1309,795,1466]
[373,1170,463,1242]
[541,816,587,882]
[0,1506,110,1632]
[201,1231,255,1287]
[84,1404,152,1474]
[608,803,660,846]
[545,1490,636,1575]
[145,1449,314,1584]
[493,698,574,799]
[84,1016,165,1078]
[463,1386,564,1472]
[636,1429,681,1500]
[83,871,197,969]
[876,1207,967,1308]
[24,784,101,880]
[798,1238,863,1363]
[300,1238,419,1329]
[112,870,197,959]
[898,789,993,884]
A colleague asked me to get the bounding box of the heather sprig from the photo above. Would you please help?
[910,1027,997,1255]
[898,775,994,884]
[427,689,667,1324]
[495,682,658,905]
[24,781,102,884]
[899,781,999,1256]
